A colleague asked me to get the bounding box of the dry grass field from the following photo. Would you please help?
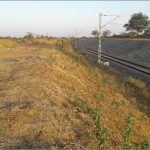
[0,38,150,149]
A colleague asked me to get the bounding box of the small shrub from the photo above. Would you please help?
[73,101,108,149]
[73,99,90,113]
[136,139,150,150]
[92,108,108,149]
[55,39,72,51]
[23,32,34,39]
[123,113,134,150]
[71,52,83,61]
[72,52,86,62]
[111,101,120,108]
[126,77,146,90]
[98,92,106,101]
[70,51,91,68]
[0,101,16,110]
[20,100,32,109]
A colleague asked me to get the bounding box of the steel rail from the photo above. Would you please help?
[76,44,150,76]
[76,43,150,70]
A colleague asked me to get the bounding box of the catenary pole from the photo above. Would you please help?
[98,13,102,63]
[74,29,77,49]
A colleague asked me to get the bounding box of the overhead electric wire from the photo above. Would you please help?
[102,16,120,28]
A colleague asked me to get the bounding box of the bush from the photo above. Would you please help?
[55,39,72,51]
[136,140,150,150]
[126,77,146,90]
[23,32,34,39]
[73,99,89,113]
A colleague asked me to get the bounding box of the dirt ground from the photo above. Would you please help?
[0,38,150,149]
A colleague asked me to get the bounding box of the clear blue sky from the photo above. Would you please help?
[0,1,150,37]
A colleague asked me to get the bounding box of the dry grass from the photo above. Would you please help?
[126,77,146,90]
[0,38,150,149]
[0,39,17,48]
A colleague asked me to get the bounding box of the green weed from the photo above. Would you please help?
[123,113,134,150]
[73,101,109,149]
[136,139,150,150]
[73,99,90,114]
[92,108,108,150]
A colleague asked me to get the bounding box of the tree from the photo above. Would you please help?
[91,30,99,37]
[24,32,34,39]
[123,12,150,34]
[103,30,111,37]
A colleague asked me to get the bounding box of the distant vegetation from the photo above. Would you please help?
[91,29,111,38]
[103,30,111,37]
[124,12,150,35]
[91,30,99,37]
[91,12,150,39]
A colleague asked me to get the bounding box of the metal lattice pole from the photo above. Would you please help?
[74,29,77,49]
[98,13,102,63]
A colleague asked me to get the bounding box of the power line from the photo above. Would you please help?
[101,11,150,19]
[98,13,120,63]
[103,14,119,16]
[98,13,102,63]
[102,16,120,28]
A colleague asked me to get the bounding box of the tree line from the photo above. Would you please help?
[91,12,150,38]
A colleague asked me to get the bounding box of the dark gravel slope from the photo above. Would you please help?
[77,38,150,67]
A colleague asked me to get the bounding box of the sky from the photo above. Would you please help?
[0,1,150,37]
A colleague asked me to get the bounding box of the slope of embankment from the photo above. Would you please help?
[0,38,149,149]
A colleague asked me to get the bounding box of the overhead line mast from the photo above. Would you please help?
[98,13,120,63]
[98,13,102,63]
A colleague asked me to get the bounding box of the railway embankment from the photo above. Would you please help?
[77,37,150,68]
[0,38,149,149]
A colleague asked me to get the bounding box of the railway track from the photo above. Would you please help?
[75,43,150,77]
